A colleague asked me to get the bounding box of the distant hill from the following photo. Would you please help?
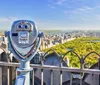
[41,30,61,32]
[39,30,62,34]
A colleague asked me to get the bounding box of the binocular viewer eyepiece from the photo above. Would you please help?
[6,20,43,60]
[10,20,38,48]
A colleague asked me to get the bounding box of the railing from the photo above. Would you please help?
[0,61,100,85]
[0,49,100,85]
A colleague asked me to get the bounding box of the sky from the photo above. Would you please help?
[0,0,100,31]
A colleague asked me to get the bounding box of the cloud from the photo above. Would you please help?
[0,17,19,31]
[35,20,58,30]
[77,6,92,12]
[48,0,67,5]
[54,0,67,5]
[0,17,19,23]
[62,5,100,30]
[64,6,93,15]
[0,17,61,31]
[48,0,67,8]
[0,17,36,31]
[48,4,56,9]
[63,5,100,22]
[0,18,9,22]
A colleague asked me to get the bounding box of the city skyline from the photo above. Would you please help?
[0,0,100,31]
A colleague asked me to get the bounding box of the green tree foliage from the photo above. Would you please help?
[43,37,100,68]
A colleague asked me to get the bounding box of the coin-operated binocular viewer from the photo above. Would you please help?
[6,20,43,85]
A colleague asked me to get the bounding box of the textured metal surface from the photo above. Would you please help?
[10,20,38,48]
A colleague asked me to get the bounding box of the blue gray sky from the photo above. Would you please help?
[0,0,100,31]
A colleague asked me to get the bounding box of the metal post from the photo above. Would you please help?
[41,55,44,85]
[10,67,12,85]
[92,74,94,85]
[0,54,2,85]
[50,70,53,85]
[41,69,43,85]
[21,61,31,85]
[60,55,63,85]
[80,76,82,85]
[98,58,100,85]
[0,66,2,85]
[32,70,34,85]
[80,57,84,85]
[60,71,62,85]
[70,73,72,85]
[16,61,33,85]
[16,68,17,78]
[60,56,62,85]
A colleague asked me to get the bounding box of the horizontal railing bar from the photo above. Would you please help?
[0,61,19,67]
[0,61,100,74]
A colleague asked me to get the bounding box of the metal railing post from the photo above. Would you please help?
[41,69,43,85]
[98,58,100,85]
[0,66,2,85]
[7,66,10,85]
[91,74,94,85]
[80,57,84,85]
[80,73,83,85]
[60,70,62,85]
[70,73,72,85]
[15,67,17,78]
[32,70,34,85]
[60,56,63,85]
[41,55,44,85]
[10,67,12,85]
[0,54,2,85]
[50,70,53,85]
